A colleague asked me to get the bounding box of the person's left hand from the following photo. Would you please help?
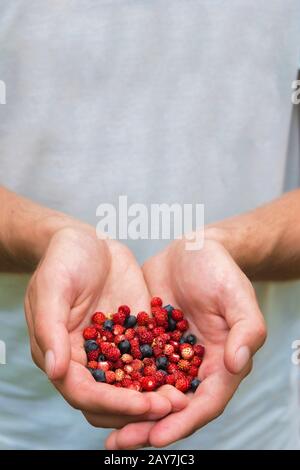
[106,236,266,449]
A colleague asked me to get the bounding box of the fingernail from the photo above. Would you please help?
[234,346,250,373]
[45,350,55,379]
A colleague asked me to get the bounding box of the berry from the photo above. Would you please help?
[168,318,177,331]
[103,320,114,331]
[112,312,126,326]
[121,378,132,388]
[118,340,131,354]
[194,344,205,358]
[155,370,167,386]
[185,334,197,345]
[170,330,182,342]
[113,324,125,336]
[131,347,142,359]
[124,364,133,374]
[114,382,122,388]
[113,359,123,369]
[171,309,184,322]
[98,354,106,361]
[175,376,190,393]
[97,361,111,372]
[83,327,98,340]
[164,344,174,356]
[164,304,174,314]
[140,344,153,358]
[84,340,99,353]
[121,354,133,364]
[100,342,112,355]
[156,356,168,370]
[167,363,178,374]
[129,381,142,392]
[169,353,180,363]
[178,359,190,372]
[118,305,130,316]
[115,369,125,382]
[180,343,194,360]
[92,369,106,382]
[147,319,157,330]
[124,328,136,340]
[165,374,176,386]
[105,371,116,384]
[189,366,199,377]
[190,378,201,392]
[144,364,157,376]
[143,357,155,366]
[87,350,100,361]
[101,331,114,342]
[114,334,126,344]
[191,356,202,367]
[141,376,157,391]
[153,309,168,327]
[124,315,137,328]
[87,360,98,369]
[153,327,165,337]
[152,345,163,357]
[130,337,140,348]
[105,346,121,362]
[177,319,189,332]
[169,340,180,352]
[132,359,143,371]
[137,327,153,345]
[151,297,163,308]
[92,312,106,325]
[137,311,150,326]
[131,371,143,381]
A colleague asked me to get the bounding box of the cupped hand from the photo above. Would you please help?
[24,227,186,433]
[106,237,266,449]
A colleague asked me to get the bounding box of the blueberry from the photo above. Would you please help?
[168,318,177,331]
[164,305,174,314]
[87,367,94,374]
[124,315,137,328]
[156,356,168,370]
[118,340,131,354]
[180,336,187,344]
[157,369,168,375]
[98,354,106,362]
[92,369,106,382]
[84,340,99,353]
[190,378,201,392]
[140,344,153,358]
[185,334,197,345]
[103,319,114,331]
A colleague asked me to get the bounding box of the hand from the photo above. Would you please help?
[106,236,266,449]
[24,227,187,432]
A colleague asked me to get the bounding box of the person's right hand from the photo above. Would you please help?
[24,227,187,433]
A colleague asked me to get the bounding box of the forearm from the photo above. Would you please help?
[206,189,300,281]
[0,186,93,272]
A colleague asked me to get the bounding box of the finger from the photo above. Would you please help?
[155,385,189,412]
[30,273,71,380]
[106,422,154,450]
[224,282,267,374]
[148,367,250,448]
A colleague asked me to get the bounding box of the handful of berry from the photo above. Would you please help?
[83,297,204,393]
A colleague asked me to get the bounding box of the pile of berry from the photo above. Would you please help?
[83,297,204,393]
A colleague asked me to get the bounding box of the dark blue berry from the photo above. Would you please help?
[84,340,99,353]
[164,305,174,314]
[180,336,187,344]
[103,319,114,331]
[168,318,177,331]
[92,369,106,382]
[157,369,168,375]
[185,334,197,345]
[140,344,153,358]
[156,356,168,370]
[190,378,201,392]
[87,367,94,374]
[124,315,137,328]
[118,340,131,354]
[98,354,106,361]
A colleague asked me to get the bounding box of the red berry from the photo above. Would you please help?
[114,334,126,345]
[191,356,202,367]
[178,359,190,372]
[105,346,121,362]
[118,305,130,316]
[180,343,194,360]
[177,319,189,332]
[130,337,140,348]
[131,347,142,359]
[169,353,180,363]
[124,364,134,374]
[125,328,136,340]
[137,327,153,345]
[152,345,163,357]
[129,381,142,391]
[153,309,168,327]
[171,309,184,321]
[143,357,155,366]
[121,378,132,388]
[153,327,166,337]
[194,344,205,358]
[175,376,190,393]
[87,360,98,369]
[144,364,157,376]
[147,319,157,330]
[113,359,123,369]
[83,327,98,340]
[137,311,150,326]
[100,342,112,354]
[131,371,143,381]
[87,350,100,361]
[170,330,182,342]
[97,361,111,372]
[112,312,126,326]
[164,344,174,356]
[132,359,143,371]
[105,370,116,384]
[167,363,178,374]
[101,331,114,342]
[151,297,163,308]
[155,370,167,386]
[165,374,176,386]
[140,376,158,391]
[121,353,133,364]
[113,324,125,336]
[169,340,180,352]
[114,382,122,388]
[92,312,106,325]
[189,366,199,377]
[115,369,125,382]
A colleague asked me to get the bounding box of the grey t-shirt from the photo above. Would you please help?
[0,0,300,449]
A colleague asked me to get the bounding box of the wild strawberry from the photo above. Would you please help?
[101,331,114,342]
[105,370,116,384]
[132,359,143,371]
[140,376,157,391]
[105,346,121,362]
[87,350,100,361]
[155,370,167,386]
[130,337,140,348]
[114,382,122,388]
[87,360,98,369]
[121,353,133,364]
[177,319,189,332]
[165,374,176,386]
[171,309,184,322]
[124,364,133,375]
[153,309,168,327]
[113,359,123,369]
[137,327,153,345]
[173,369,186,381]
[169,353,180,363]
[147,318,157,330]
[191,356,202,367]
[153,327,165,337]
[189,366,199,377]
[131,347,142,359]
[178,359,190,372]
[161,333,171,343]
[169,340,180,352]
[83,327,98,340]
[97,361,111,372]
[113,324,125,336]
[194,344,205,357]
[112,312,126,326]
[137,311,150,326]
[92,312,106,325]
[121,377,132,388]
[152,336,165,349]
[125,328,136,340]
[180,343,194,360]
[131,371,142,381]
[118,305,130,317]
[152,345,163,357]
[151,297,163,308]
[115,368,125,382]
[143,357,155,366]
[114,334,126,345]
[167,363,178,374]
[170,330,182,342]
[129,381,142,391]
[164,344,174,356]
[144,364,157,376]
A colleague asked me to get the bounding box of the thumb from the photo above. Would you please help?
[32,281,71,381]
[224,289,267,374]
